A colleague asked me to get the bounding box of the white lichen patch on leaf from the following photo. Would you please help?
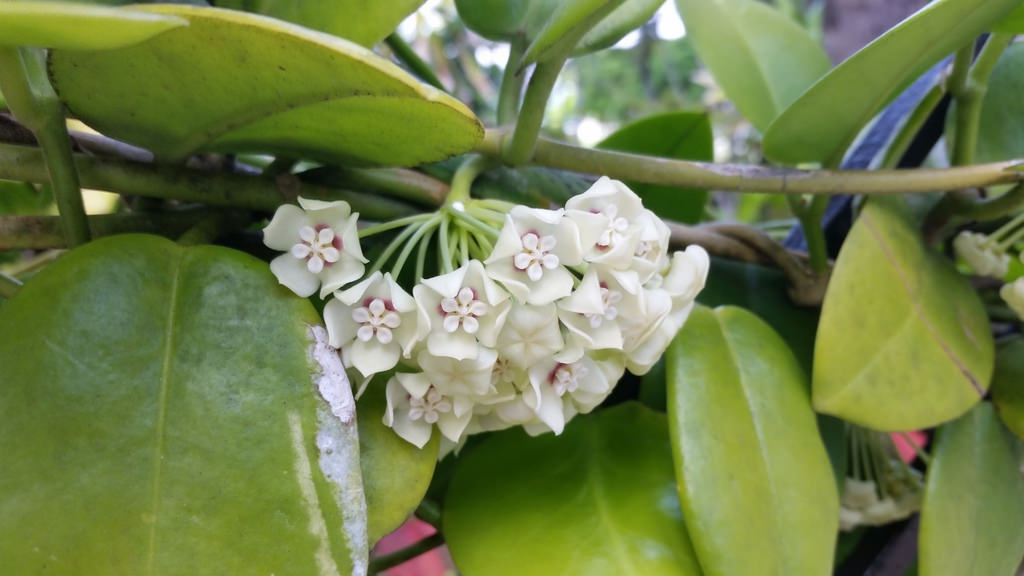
[308,325,368,576]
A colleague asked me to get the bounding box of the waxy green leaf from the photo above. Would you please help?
[358,379,438,545]
[0,1,186,50]
[215,0,424,47]
[455,0,660,64]
[764,0,1023,165]
[993,4,1024,33]
[0,234,370,575]
[973,43,1024,163]
[674,0,830,133]
[520,0,626,67]
[49,5,482,167]
[992,337,1024,440]
[667,305,838,576]
[597,112,712,224]
[813,197,993,430]
[444,402,703,576]
[919,403,1024,576]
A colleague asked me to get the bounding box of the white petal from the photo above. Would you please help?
[299,225,317,244]
[376,326,394,344]
[263,205,311,250]
[461,316,479,334]
[356,325,376,342]
[381,311,401,329]
[443,315,462,333]
[324,298,358,348]
[269,254,319,297]
[317,227,336,243]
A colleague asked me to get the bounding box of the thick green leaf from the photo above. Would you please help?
[49,5,482,166]
[667,305,838,576]
[919,403,1024,576]
[674,0,830,133]
[992,337,1024,440]
[0,1,186,50]
[0,234,370,575]
[216,0,424,47]
[521,0,626,67]
[444,402,703,576]
[596,112,712,224]
[358,378,438,545]
[974,43,1024,163]
[455,0,659,62]
[573,0,665,54]
[813,197,993,430]
[696,258,818,372]
[764,0,1023,165]
[993,4,1024,32]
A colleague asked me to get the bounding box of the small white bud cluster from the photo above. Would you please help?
[838,466,923,531]
[953,231,1010,278]
[264,177,709,451]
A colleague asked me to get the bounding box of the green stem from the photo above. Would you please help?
[788,195,830,273]
[415,224,432,282]
[301,166,448,207]
[0,209,214,249]
[881,83,944,169]
[496,39,526,126]
[368,221,422,276]
[500,2,623,166]
[414,500,442,529]
[951,34,1013,167]
[438,213,454,273]
[0,143,419,219]
[0,48,90,246]
[0,271,22,299]
[473,133,1024,194]
[385,34,446,91]
[392,215,441,278]
[359,213,432,239]
[446,155,496,207]
[367,532,445,575]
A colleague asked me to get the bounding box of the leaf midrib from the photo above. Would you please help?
[146,249,186,575]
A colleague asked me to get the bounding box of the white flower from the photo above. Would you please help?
[526,353,623,435]
[954,231,1009,278]
[557,268,629,351]
[631,209,672,283]
[414,260,510,360]
[385,373,472,448]
[623,245,709,375]
[496,303,565,371]
[323,272,417,377]
[263,197,368,298]
[418,347,498,399]
[486,206,582,305]
[1001,277,1024,320]
[566,176,645,269]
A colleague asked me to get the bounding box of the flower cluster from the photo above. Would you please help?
[952,222,1024,322]
[838,470,922,531]
[264,177,709,451]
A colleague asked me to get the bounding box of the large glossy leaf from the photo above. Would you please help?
[993,4,1024,33]
[455,0,659,63]
[764,0,1023,165]
[215,0,424,47]
[0,234,370,574]
[49,5,482,167]
[992,337,1024,440]
[358,378,438,545]
[520,0,626,67]
[0,1,186,50]
[674,0,830,133]
[919,403,1024,576]
[596,112,712,224]
[444,402,703,576]
[813,197,993,430]
[973,43,1024,163]
[667,305,838,576]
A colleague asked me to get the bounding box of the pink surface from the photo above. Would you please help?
[373,517,452,576]
[891,430,928,463]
